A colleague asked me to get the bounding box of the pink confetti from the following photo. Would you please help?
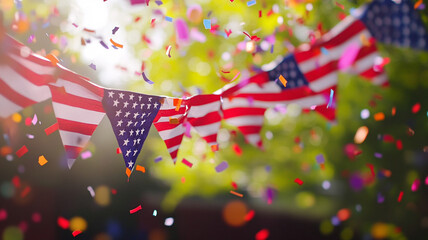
[80,150,92,159]
[397,191,403,202]
[411,179,421,192]
[338,43,360,70]
[130,205,142,214]
[182,158,193,168]
[31,114,38,125]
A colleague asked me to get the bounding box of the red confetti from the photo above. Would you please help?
[383,134,395,143]
[366,163,375,177]
[255,229,270,240]
[294,178,304,185]
[12,176,20,188]
[412,103,421,113]
[20,186,31,198]
[181,158,193,168]
[335,1,345,10]
[231,181,238,190]
[244,210,255,221]
[45,122,59,135]
[232,143,242,156]
[16,145,28,158]
[396,140,403,150]
[57,217,69,229]
[259,10,262,18]
[130,205,142,214]
[111,189,117,195]
[225,29,232,37]
[397,191,403,202]
[116,148,122,154]
[72,230,82,237]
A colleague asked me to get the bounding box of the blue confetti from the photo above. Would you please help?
[142,72,154,84]
[203,19,211,29]
[327,89,334,108]
[154,156,163,163]
[247,0,256,7]
[89,63,96,70]
[165,16,173,22]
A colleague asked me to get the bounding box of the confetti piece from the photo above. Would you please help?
[164,217,174,226]
[414,0,423,9]
[87,63,96,71]
[412,103,421,113]
[244,210,255,221]
[397,191,403,202]
[72,230,82,237]
[411,179,420,191]
[392,107,396,116]
[278,75,287,87]
[83,28,95,33]
[112,27,119,34]
[231,182,238,190]
[396,140,403,150]
[383,134,394,143]
[182,158,193,168]
[374,112,385,121]
[215,161,229,173]
[225,29,232,37]
[110,38,123,48]
[142,72,154,84]
[247,0,256,7]
[210,144,219,152]
[168,118,179,124]
[57,217,69,229]
[377,193,385,203]
[230,190,243,197]
[153,210,158,216]
[116,148,122,154]
[335,1,345,10]
[232,143,242,156]
[166,45,172,57]
[174,98,182,111]
[255,229,269,240]
[338,43,360,70]
[366,163,375,177]
[374,153,383,158]
[26,134,34,139]
[21,186,31,197]
[155,1,163,5]
[87,186,95,197]
[203,19,211,29]
[16,146,28,158]
[130,205,142,214]
[354,126,369,144]
[45,54,59,66]
[136,165,146,173]
[316,154,325,164]
[72,23,78,28]
[294,178,304,185]
[126,168,132,178]
[181,177,186,183]
[31,114,38,125]
[154,156,163,163]
[38,155,48,166]
[100,40,109,49]
[165,16,173,22]
[80,150,92,159]
[327,89,334,108]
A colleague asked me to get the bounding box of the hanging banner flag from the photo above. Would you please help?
[103,89,163,171]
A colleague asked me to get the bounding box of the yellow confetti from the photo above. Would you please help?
[38,155,48,166]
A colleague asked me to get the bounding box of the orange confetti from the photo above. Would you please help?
[174,98,182,111]
[374,112,385,121]
[169,117,179,124]
[45,54,59,66]
[110,38,123,48]
[414,0,423,9]
[136,165,146,173]
[0,146,12,156]
[278,75,287,87]
[354,126,369,144]
[211,144,219,152]
[230,190,243,197]
[392,107,396,116]
[126,168,132,178]
[337,208,351,221]
[38,155,48,166]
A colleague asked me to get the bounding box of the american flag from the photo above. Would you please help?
[187,94,222,147]
[0,34,53,118]
[153,97,188,163]
[103,89,162,170]
[48,67,106,169]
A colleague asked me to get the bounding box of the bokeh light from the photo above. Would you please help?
[94,185,111,207]
[222,200,248,227]
[69,216,87,232]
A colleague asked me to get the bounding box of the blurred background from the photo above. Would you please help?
[1,0,428,239]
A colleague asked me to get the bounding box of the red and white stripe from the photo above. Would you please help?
[153,97,188,163]
[48,67,105,168]
[187,94,222,146]
[0,35,53,118]
[294,15,388,92]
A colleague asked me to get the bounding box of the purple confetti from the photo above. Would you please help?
[27,35,35,43]
[112,27,119,35]
[155,0,163,5]
[374,152,383,158]
[270,44,274,53]
[215,161,229,173]
[184,122,191,138]
[377,193,385,203]
[316,154,325,164]
[142,72,154,84]
[89,63,96,70]
[100,40,109,49]
[80,150,92,160]
[154,156,163,163]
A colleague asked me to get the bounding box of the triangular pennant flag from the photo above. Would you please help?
[153,97,188,163]
[102,89,162,171]
[48,69,105,169]
[0,34,53,118]
[187,94,222,147]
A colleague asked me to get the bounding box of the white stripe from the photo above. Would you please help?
[298,29,372,73]
[353,52,378,74]
[225,116,265,127]
[235,82,282,94]
[0,66,51,102]
[157,125,185,140]
[8,53,55,75]
[187,101,220,118]
[308,72,338,92]
[192,122,221,136]
[167,145,180,154]
[371,74,388,85]
[0,94,23,118]
[50,79,102,102]
[59,130,91,147]
[52,102,105,125]
[223,94,327,109]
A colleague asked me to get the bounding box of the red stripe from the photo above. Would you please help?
[57,118,98,135]
[202,134,217,143]
[188,112,221,126]
[49,85,105,113]
[154,121,183,131]
[223,108,266,119]
[5,54,54,86]
[154,107,187,122]
[0,77,37,107]
[169,149,178,160]
[359,68,382,80]
[314,104,336,121]
[295,19,366,62]
[64,145,83,159]
[238,126,263,135]
[188,94,220,106]
[163,134,184,150]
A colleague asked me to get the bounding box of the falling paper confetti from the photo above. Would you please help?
[89,63,96,70]
[247,0,256,7]
[142,72,154,84]
[164,217,174,226]
[87,186,95,197]
[230,190,243,197]
[153,210,157,216]
[166,45,172,57]
[203,19,211,29]
[130,205,142,214]
[327,89,334,108]
[38,155,48,166]
[215,161,229,173]
[182,158,193,168]
[16,146,28,158]
[112,27,119,34]
[294,178,304,185]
